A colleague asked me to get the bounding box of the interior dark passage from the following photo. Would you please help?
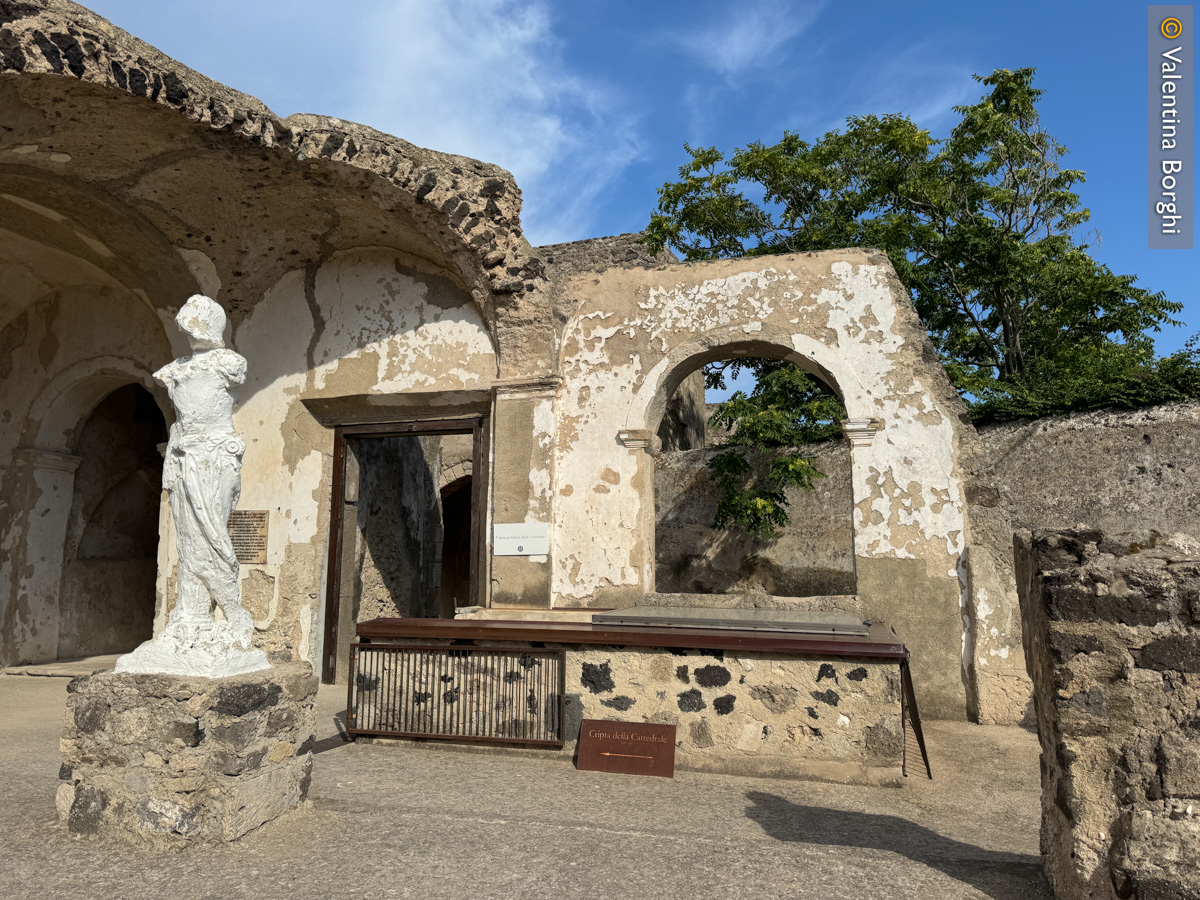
[653,360,856,598]
[332,430,477,682]
[438,476,473,618]
[58,383,167,658]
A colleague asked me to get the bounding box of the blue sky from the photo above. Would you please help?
[87,0,1196,362]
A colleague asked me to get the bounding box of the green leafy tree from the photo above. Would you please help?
[646,67,1185,535]
[703,359,842,539]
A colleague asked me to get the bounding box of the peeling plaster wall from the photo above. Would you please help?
[204,249,497,666]
[553,251,975,718]
[0,262,172,667]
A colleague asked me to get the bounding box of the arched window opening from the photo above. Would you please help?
[59,383,167,658]
[654,357,855,598]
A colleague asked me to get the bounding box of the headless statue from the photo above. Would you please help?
[116,295,269,677]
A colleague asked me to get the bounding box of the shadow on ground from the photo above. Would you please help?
[745,791,1045,900]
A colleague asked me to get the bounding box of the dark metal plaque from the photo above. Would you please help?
[577,719,676,778]
[227,510,268,564]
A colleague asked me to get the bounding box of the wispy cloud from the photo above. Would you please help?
[775,40,978,142]
[347,0,641,245]
[848,45,978,132]
[679,0,825,77]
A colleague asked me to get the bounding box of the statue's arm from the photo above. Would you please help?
[153,359,180,388]
[214,350,248,386]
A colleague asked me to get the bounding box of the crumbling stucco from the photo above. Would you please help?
[0,2,1026,729]
[552,252,974,718]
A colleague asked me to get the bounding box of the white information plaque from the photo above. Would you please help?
[493,523,549,556]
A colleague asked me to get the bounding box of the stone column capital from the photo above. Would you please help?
[617,428,658,455]
[841,418,883,448]
[12,447,82,473]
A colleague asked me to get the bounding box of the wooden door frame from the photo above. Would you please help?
[321,416,487,683]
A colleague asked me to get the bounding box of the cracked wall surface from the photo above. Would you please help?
[553,250,978,718]
[0,2,1022,724]
[0,0,517,670]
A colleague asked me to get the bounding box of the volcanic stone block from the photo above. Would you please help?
[1016,528,1200,900]
[57,661,317,845]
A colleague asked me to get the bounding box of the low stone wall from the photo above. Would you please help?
[1015,528,1200,899]
[353,638,903,783]
[58,661,317,844]
[566,646,901,782]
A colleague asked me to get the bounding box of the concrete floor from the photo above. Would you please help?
[0,673,1051,900]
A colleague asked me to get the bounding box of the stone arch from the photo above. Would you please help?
[552,251,974,718]
[28,357,170,454]
[642,336,858,599]
[633,328,864,440]
[1,3,555,371]
[439,461,474,492]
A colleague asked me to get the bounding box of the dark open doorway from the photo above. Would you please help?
[322,418,486,683]
[59,383,167,658]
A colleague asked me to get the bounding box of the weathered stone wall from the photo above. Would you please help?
[566,646,902,781]
[654,441,855,597]
[59,661,317,844]
[0,0,535,670]
[656,371,706,452]
[352,434,460,622]
[354,638,903,782]
[1015,528,1200,899]
[980,402,1200,535]
[554,251,975,720]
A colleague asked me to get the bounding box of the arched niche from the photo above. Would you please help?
[58,383,168,658]
[647,344,857,600]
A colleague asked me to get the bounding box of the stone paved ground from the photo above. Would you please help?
[0,674,1050,899]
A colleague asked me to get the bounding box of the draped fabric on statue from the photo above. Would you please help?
[115,296,268,677]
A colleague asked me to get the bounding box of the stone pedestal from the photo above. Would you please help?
[58,661,317,844]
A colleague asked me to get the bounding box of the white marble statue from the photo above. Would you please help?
[116,295,270,677]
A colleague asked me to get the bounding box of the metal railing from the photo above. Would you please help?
[347,643,565,747]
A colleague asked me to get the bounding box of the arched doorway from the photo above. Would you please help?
[438,474,473,617]
[57,383,167,658]
[652,354,856,598]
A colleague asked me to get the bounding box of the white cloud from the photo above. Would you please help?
[346,0,641,245]
[680,0,825,77]
[851,46,978,132]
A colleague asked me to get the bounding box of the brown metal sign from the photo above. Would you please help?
[577,719,676,778]
[227,510,268,564]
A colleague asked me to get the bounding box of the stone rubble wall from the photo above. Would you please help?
[58,661,318,844]
[353,638,903,782]
[654,442,855,598]
[565,646,902,782]
[1014,528,1200,899]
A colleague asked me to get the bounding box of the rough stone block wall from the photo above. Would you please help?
[1015,528,1200,899]
[58,662,317,844]
[565,647,902,781]
[654,441,855,597]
